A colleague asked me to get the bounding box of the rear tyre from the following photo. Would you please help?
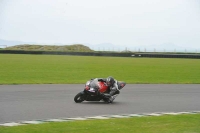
[74,92,84,103]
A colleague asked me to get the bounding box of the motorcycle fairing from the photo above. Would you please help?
[98,81,108,93]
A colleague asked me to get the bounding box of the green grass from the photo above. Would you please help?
[0,114,200,133]
[1,54,200,84]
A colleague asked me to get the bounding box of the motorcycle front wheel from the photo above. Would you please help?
[74,92,85,103]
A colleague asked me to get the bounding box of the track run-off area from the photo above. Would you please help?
[0,84,200,124]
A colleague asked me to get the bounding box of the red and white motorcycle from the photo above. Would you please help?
[74,79,126,103]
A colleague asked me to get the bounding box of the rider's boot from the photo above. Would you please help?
[108,92,114,103]
[108,90,120,103]
[99,93,112,103]
[99,93,108,99]
[100,90,119,103]
[101,92,114,103]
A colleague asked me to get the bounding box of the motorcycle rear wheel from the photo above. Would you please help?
[74,92,84,103]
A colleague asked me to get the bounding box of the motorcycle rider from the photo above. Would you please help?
[89,76,120,103]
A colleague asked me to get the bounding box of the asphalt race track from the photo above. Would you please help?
[0,84,200,124]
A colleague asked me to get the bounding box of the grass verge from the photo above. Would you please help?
[0,114,200,133]
[1,54,200,84]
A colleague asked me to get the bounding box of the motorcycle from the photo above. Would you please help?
[74,79,126,103]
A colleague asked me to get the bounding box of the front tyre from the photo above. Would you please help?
[74,92,85,103]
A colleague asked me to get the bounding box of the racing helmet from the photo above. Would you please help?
[106,76,114,86]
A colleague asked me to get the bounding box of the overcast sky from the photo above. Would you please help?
[0,0,200,50]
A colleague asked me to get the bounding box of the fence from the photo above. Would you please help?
[1,50,200,59]
[90,47,200,53]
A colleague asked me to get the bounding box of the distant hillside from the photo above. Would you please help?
[4,44,94,52]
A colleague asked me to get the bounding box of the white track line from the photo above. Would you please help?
[0,111,199,127]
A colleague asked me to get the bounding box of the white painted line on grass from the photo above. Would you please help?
[108,115,130,118]
[146,113,163,116]
[1,111,200,127]
[0,122,24,126]
[44,119,71,122]
[22,121,44,124]
[66,117,88,121]
[86,116,110,119]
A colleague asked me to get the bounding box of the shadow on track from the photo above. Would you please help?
[75,101,122,105]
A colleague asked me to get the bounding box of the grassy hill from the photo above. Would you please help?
[4,44,94,52]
